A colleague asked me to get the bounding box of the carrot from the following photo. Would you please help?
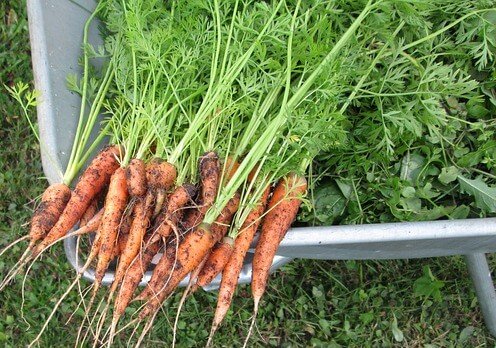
[80,197,99,228]
[113,232,129,259]
[223,156,240,184]
[146,158,177,190]
[195,236,234,289]
[197,152,220,216]
[126,158,147,197]
[138,223,216,319]
[32,145,121,257]
[133,239,178,302]
[245,173,307,346]
[110,190,154,292]
[147,158,177,215]
[181,208,202,232]
[137,191,239,303]
[92,167,129,289]
[107,236,162,345]
[210,192,240,242]
[206,186,270,346]
[152,183,196,241]
[29,183,71,248]
[0,183,71,260]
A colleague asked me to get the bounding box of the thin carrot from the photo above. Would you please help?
[107,236,162,346]
[206,186,270,346]
[133,239,178,302]
[245,173,307,346]
[195,236,234,289]
[198,152,220,217]
[32,145,121,257]
[111,190,154,292]
[93,167,129,289]
[80,197,99,228]
[210,193,240,242]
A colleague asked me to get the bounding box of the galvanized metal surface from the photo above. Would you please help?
[27,0,496,337]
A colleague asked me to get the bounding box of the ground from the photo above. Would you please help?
[0,2,495,347]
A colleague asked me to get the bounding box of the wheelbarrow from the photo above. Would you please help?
[26,0,496,336]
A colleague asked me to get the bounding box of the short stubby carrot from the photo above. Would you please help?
[32,145,121,256]
[126,158,147,197]
[139,223,216,319]
[146,158,177,190]
[29,183,71,248]
[94,167,129,287]
[195,236,234,289]
[251,173,307,305]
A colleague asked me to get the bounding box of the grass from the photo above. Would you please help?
[0,2,495,347]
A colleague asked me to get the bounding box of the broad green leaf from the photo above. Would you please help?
[413,266,445,302]
[439,166,459,185]
[458,175,496,213]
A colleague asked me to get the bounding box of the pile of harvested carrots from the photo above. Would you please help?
[3,0,495,346]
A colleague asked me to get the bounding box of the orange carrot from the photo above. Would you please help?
[206,186,270,345]
[79,197,99,228]
[198,152,220,214]
[195,236,234,289]
[223,156,240,184]
[114,236,161,319]
[134,239,178,302]
[111,190,154,292]
[126,158,147,197]
[245,173,307,346]
[32,145,121,256]
[181,208,202,232]
[210,193,240,242]
[146,158,177,190]
[28,183,71,249]
[252,174,306,300]
[139,223,216,319]
[153,183,196,241]
[147,158,177,216]
[93,167,129,289]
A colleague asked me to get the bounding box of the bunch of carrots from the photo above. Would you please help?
[3,0,494,346]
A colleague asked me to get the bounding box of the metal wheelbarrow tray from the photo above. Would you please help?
[27,0,496,336]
